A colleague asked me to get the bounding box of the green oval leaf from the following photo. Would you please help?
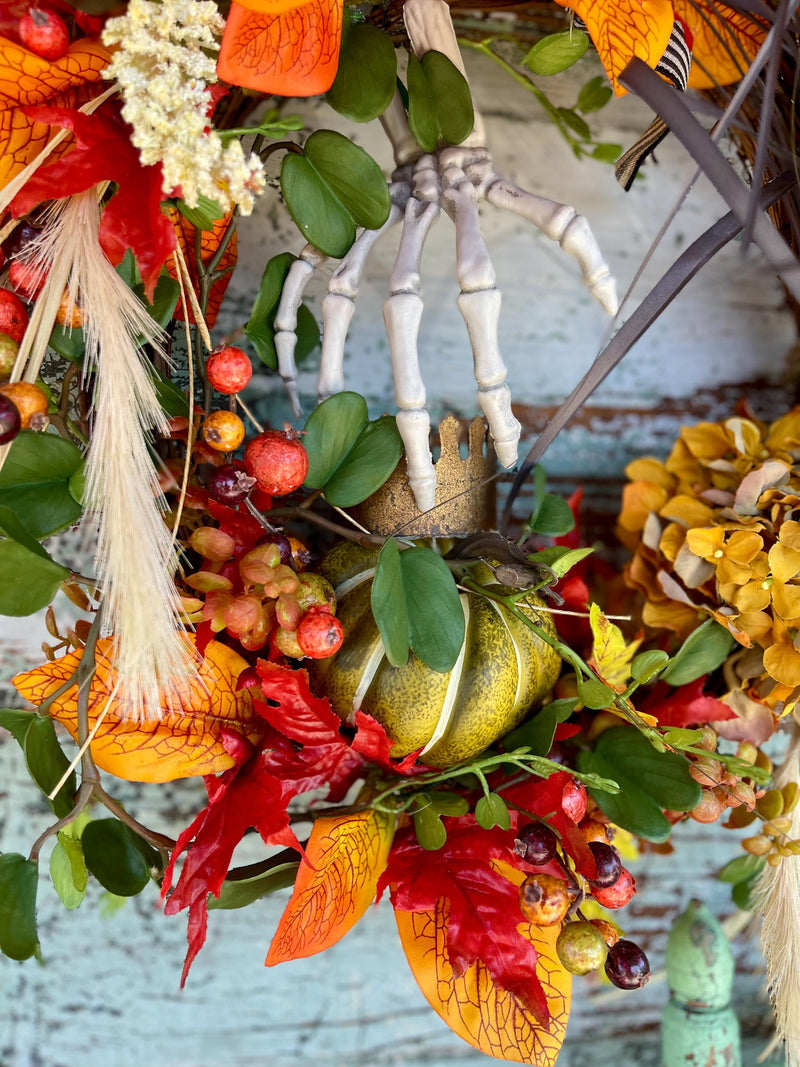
[407,51,474,152]
[0,431,84,537]
[660,620,735,687]
[50,833,88,910]
[428,791,470,817]
[530,493,575,537]
[523,30,589,76]
[0,539,69,617]
[413,803,447,850]
[406,53,439,153]
[0,707,36,745]
[557,107,591,140]
[323,415,403,506]
[577,76,613,113]
[24,714,76,817]
[475,793,510,831]
[81,819,152,897]
[630,650,670,683]
[209,862,300,910]
[303,392,368,488]
[718,853,765,885]
[371,537,409,666]
[502,698,576,756]
[304,129,391,231]
[280,151,355,258]
[326,20,397,122]
[0,854,39,960]
[578,677,615,710]
[400,546,464,673]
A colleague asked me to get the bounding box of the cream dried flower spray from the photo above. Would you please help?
[34,190,197,715]
[102,0,265,214]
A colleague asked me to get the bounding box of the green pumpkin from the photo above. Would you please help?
[310,541,562,768]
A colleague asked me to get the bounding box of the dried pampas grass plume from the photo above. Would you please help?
[755,718,800,1067]
[33,188,197,715]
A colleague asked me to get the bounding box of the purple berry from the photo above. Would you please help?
[207,464,255,505]
[588,841,622,888]
[604,939,650,989]
[256,531,293,567]
[0,394,21,444]
[514,822,558,865]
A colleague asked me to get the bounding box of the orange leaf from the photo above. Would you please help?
[674,1,766,89]
[0,36,110,189]
[12,637,267,783]
[555,0,674,94]
[167,208,238,329]
[396,901,571,1065]
[266,809,395,965]
[217,0,343,98]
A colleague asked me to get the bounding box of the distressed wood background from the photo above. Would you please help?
[1,48,796,1066]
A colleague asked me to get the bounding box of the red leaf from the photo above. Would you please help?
[642,677,736,727]
[499,771,597,881]
[351,711,428,776]
[10,102,174,300]
[380,817,550,1024]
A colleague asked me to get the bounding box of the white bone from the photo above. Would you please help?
[485,177,619,315]
[318,191,408,399]
[380,92,421,168]
[274,245,327,416]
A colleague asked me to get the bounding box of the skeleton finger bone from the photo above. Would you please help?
[484,178,619,315]
[273,245,327,417]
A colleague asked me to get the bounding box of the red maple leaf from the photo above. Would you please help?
[499,771,597,881]
[10,102,174,300]
[350,710,428,776]
[641,677,736,728]
[379,815,551,1024]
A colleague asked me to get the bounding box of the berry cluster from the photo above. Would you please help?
[514,814,650,990]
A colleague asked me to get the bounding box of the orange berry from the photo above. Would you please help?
[55,291,85,329]
[202,410,245,452]
[590,919,621,947]
[518,873,572,926]
[0,381,47,428]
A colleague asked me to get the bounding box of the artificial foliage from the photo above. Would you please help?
[0,0,799,1064]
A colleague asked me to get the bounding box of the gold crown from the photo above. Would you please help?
[350,415,496,537]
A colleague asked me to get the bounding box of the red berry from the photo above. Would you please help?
[205,345,253,395]
[0,287,29,343]
[0,394,21,444]
[561,778,587,823]
[514,822,558,865]
[8,260,46,299]
[19,8,69,60]
[243,427,308,496]
[296,608,344,659]
[604,939,650,989]
[207,463,255,505]
[591,867,636,909]
[588,841,622,888]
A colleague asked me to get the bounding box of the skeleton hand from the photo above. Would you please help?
[274,0,618,512]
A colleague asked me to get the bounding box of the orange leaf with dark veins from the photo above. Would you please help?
[10,102,174,300]
[396,901,571,1065]
[675,0,766,89]
[266,809,395,965]
[555,0,674,94]
[0,33,109,190]
[217,0,343,98]
[12,636,266,783]
[379,816,552,1023]
[166,207,238,330]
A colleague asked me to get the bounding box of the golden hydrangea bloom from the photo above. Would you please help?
[618,410,800,715]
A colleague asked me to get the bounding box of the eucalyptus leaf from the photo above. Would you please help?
[428,791,470,817]
[592,143,624,164]
[557,107,591,140]
[50,833,88,910]
[24,714,76,818]
[0,854,38,960]
[523,30,589,75]
[303,392,368,488]
[578,677,615,710]
[718,853,765,884]
[371,538,409,666]
[660,620,735,687]
[0,431,84,537]
[502,698,575,756]
[281,151,355,258]
[326,19,396,122]
[209,862,300,910]
[304,130,391,231]
[323,415,403,506]
[475,793,510,831]
[577,76,613,113]
[527,545,593,579]
[82,819,152,897]
[630,650,670,683]
[400,546,465,673]
[407,51,473,152]
[413,804,447,850]
[529,494,575,537]
[0,540,69,617]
